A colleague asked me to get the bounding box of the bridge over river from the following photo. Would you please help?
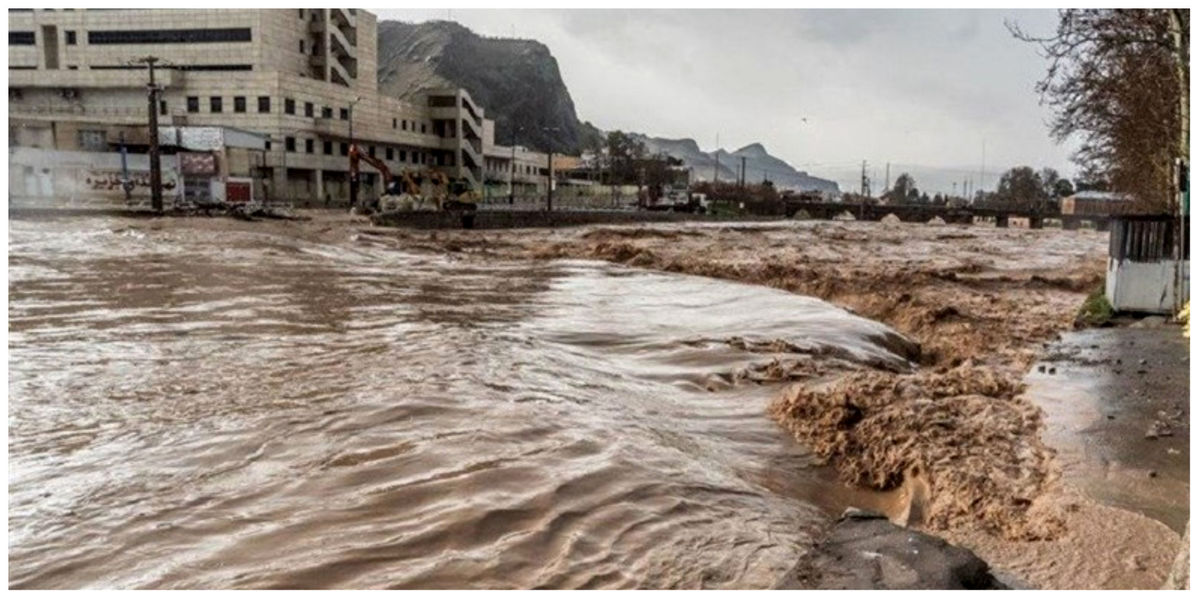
[784,201,1111,231]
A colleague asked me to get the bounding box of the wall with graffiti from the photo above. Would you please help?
[9,146,184,209]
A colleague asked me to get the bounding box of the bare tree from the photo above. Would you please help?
[1010,9,1188,213]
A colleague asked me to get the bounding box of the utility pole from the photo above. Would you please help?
[713,132,720,183]
[859,160,869,219]
[884,162,890,201]
[739,156,747,189]
[979,139,986,195]
[134,56,164,212]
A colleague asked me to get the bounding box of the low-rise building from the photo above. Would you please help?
[1061,190,1138,216]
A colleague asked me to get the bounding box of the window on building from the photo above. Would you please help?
[305,102,314,117]
[186,96,199,113]
[368,145,375,158]
[9,31,36,45]
[285,136,296,152]
[339,142,348,156]
[233,96,246,113]
[265,140,271,151]
[412,151,420,164]
[401,120,408,131]
[299,39,304,54]
[257,96,270,113]
[87,28,252,45]
[421,123,427,134]
[65,30,76,45]
[305,138,314,154]
[385,147,394,160]
[159,100,167,115]
[78,129,107,151]
[392,118,397,129]
[298,9,304,19]
[322,106,332,119]
[210,96,222,113]
[285,98,295,115]
[323,140,332,155]
[339,107,348,120]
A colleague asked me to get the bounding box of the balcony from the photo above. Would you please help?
[332,8,356,30]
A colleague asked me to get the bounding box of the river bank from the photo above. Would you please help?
[9,211,1184,588]
[389,216,1184,589]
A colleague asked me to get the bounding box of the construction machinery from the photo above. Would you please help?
[348,144,478,213]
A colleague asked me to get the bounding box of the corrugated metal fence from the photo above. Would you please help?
[1109,216,1190,262]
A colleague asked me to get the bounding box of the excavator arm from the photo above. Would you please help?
[349,144,398,194]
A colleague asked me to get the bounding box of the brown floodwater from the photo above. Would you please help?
[8,215,917,589]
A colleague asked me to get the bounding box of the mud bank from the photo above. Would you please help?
[401,219,1182,588]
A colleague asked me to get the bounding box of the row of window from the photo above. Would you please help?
[10,27,250,46]
[487,161,546,176]
[280,136,435,165]
[89,28,252,45]
[182,94,433,135]
[186,95,271,114]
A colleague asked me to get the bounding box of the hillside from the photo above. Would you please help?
[375,20,837,192]
[637,136,839,193]
[376,20,587,154]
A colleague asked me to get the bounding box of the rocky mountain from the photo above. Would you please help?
[636,136,839,193]
[375,20,837,192]
[376,20,589,154]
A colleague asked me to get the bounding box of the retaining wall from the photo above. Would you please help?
[370,210,786,230]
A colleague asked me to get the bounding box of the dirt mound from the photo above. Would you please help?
[770,363,1064,541]
[581,227,703,241]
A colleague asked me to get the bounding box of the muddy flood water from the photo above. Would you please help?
[8,216,919,589]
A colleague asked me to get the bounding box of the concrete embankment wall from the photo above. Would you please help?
[370,210,786,230]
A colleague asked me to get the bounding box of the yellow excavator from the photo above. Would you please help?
[349,144,479,213]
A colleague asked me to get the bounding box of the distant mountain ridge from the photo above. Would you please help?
[375,19,838,192]
[635,135,839,193]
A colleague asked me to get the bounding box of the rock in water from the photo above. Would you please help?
[780,510,1006,589]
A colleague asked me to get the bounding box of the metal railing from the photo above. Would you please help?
[477,194,640,212]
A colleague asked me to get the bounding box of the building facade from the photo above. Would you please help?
[8,8,555,206]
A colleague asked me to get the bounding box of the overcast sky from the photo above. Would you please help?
[377,9,1073,194]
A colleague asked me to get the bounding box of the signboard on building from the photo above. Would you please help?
[178,152,217,175]
[226,178,253,204]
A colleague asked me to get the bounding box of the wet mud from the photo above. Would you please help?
[414,218,1184,588]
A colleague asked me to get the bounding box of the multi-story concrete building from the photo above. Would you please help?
[8,8,555,205]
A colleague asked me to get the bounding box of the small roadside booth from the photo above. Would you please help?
[1106,214,1190,314]
[158,126,268,209]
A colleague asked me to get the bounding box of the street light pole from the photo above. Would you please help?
[509,125,522,205]
[546,150,553,212]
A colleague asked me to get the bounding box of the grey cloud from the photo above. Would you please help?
[380,8,1074,194]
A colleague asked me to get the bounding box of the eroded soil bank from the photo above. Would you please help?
[399,217,1183,589]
